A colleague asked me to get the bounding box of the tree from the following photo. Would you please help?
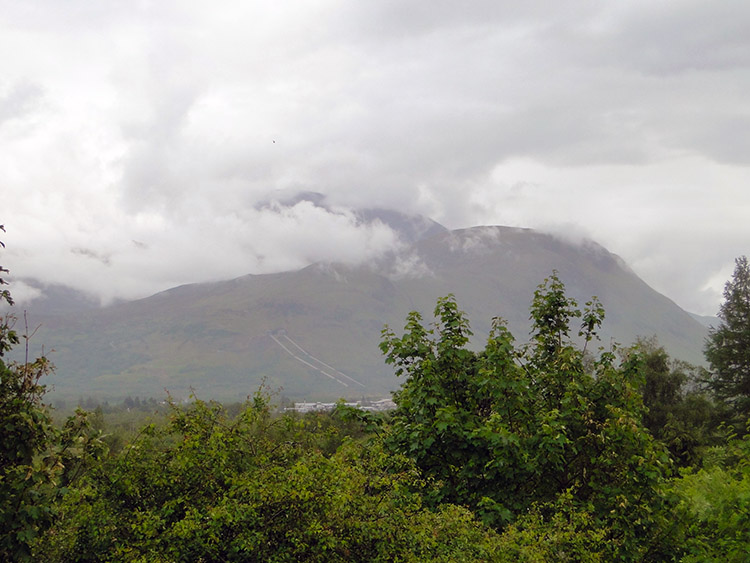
[380,273,675,560]
[705,256,750,418]
[670,425,750,561]
[0,226,103,561]
[634,337,728,466]
[37,394,506,562]
[1,225,18,358]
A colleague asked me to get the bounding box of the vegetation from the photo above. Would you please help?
[637,336,728,466]
[705,255,750,421]
[380,274,674,559]
[667,425,750,562]
[37,396,506,562]
[1,227,102,561]
[3,227,750,561]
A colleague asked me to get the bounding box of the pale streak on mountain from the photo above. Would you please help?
[280,333,366,388]
[269,332,355,388]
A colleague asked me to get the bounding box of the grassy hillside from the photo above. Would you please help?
[21,226,708,402]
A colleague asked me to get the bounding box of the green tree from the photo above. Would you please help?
[380,273,675,560]
[705,256,750,419]
[0,226,103,561]
[1,225,18,358]
[636,337,728,466]
[670,426,750,562]
[37,394,504,562]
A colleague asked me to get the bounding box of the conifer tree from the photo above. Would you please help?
[705,256,750,418]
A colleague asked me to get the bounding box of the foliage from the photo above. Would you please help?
[380,272,675,559]
[0,225,12,310]
[670,425,750,562]
[705,256,750,419]
[0,353,58,561]
[7,212,750,559]
[636,337,729,466]
[0,227,104,562]
[37,394,503,561]
[1,225,18,360]
[283,401,387,457]
[492,491,608,562]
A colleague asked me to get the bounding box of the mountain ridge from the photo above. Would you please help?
[13,223,708,402]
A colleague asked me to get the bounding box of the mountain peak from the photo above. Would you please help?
[15,218,708,402]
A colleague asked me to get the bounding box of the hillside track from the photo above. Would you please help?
[269,332,366,389]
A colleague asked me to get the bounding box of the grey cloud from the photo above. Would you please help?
[119,96,206,212]
[347,1,595,42]
[0,81,44,125]
[3,1,750,316]
[7,280,43,305]
[665,113,750,165]
[596,1,750,75]
[71,247,111,266]
[385,252,434,281]
[12,199,403,304]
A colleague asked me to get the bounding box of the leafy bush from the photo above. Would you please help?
[37,395,503,561]
[380,273,676,559]
[670,427,750,562]
[1,226,104,562]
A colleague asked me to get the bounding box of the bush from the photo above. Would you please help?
[36,395,503,562]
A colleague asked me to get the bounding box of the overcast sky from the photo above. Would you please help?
[2,1,749,315]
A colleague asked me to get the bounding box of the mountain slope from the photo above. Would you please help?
[394,227,706,361]
[23,226,708,402]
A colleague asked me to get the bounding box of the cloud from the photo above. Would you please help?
[5,280,43,306]
[385,252,434,281]
[1,1,749,316]
[71,247,112,266]
[0,81,45,126]
[6,198,401,304]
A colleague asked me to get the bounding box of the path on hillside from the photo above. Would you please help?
[269,332,366,389]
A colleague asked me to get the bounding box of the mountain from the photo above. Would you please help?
[259,192,449,245]
[690,312,718,329]
[17,225,708,403]
[5,280,101,316]
[355,207,448,244]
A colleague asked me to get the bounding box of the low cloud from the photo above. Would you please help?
[1,2,749,315]
[0,80,45,126]
[6,280,43,306]
[385,252,434,281]
[7,198,402,305]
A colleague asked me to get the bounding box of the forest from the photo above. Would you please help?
[3,224,750,561]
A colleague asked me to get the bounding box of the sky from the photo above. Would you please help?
[2,0,749,316]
